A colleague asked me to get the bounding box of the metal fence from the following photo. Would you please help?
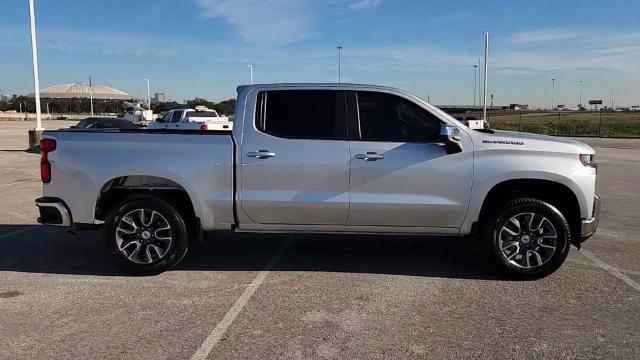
[489,111,640,137]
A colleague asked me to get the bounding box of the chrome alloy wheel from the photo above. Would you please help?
[115,208,172,264]
[497,212,558,269]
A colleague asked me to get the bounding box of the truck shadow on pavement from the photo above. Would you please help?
[0,225,502,280]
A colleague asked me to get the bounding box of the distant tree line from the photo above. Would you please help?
[0,95,237,115]
[153,98,236,115]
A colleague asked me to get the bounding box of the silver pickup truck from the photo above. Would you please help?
[36,83,600,278]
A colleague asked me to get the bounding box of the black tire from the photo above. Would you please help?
[481,197,571,280]
[105,193,189,275]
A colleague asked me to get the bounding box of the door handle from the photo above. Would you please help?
[355,152,384,161]
[247,150,276,159]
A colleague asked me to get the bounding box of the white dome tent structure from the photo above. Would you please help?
[29,82,133,100]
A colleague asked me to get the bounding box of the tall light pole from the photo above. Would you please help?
[610,88,614,109]
[579,80,583,110]
[144,79,151,110]
[337,46,343,83]
[247,65,253,84]
[89,76,94,116]
[28,0,42,131]
[482,32,489,122]
[551,78,556,110]
[473,64,478,107]
[477,57,482,107]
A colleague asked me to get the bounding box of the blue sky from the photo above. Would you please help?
[1,0,639,107]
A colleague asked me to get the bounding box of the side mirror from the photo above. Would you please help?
[439,124,462,154]
[440,124,461,142]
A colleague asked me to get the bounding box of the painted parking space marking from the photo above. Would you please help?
[580,248,640,293]
[567,257,640,277]
[190,236,292,360]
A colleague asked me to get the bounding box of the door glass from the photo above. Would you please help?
[356,91,441,142]
[157,113,170,123]
[256,90,346,140]
[170,111,182,123]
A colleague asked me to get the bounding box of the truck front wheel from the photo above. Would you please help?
[482,198,571,279]
[105,194,189,275]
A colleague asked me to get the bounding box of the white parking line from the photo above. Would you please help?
[567,257,640,277]
[0,226,37,240]
[580,248,640,293]
[190,236,293,360]
[0,178,39,188]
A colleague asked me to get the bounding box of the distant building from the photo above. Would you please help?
[0,94,10,103]
[509,104,529,111]
[153,92,166,103]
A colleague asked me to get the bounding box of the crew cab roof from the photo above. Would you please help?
[237,83,403,94]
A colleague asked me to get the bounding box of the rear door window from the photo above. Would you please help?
[170,111,182,123]
[255,90,346,140]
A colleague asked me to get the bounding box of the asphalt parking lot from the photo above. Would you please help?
[1,120,639,359]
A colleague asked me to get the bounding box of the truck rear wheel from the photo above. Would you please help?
[482,198,571,279]
[105,194,189,275]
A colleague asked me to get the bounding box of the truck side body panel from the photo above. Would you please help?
[42,131,234,230]
[461,131,597,234]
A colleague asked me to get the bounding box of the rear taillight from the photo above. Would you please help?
[200,123,208,131]
[40,138,56,183]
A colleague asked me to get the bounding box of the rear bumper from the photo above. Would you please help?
[35,197,72,227]
[578,194,601,243]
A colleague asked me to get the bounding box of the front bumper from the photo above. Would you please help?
[35,197,72,227]
[578,194,601,243]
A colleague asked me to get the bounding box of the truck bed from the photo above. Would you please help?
[41,129,235,230]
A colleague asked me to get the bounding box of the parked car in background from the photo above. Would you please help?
[148,106,232,131]
[36,83,599,278]
[73,117,141,129]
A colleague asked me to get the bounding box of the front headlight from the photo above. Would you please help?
[579,154,595,167]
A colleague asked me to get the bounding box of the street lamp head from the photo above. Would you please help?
[337,46,342,50]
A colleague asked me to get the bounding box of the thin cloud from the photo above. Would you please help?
[194,0,313,46]
[0,25,195,57]
[348,0,383,11]
[499,28,640,74]
[507,29,591,44]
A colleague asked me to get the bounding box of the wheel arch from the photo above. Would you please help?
[475,178,582,240]
[94,175,201,231]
